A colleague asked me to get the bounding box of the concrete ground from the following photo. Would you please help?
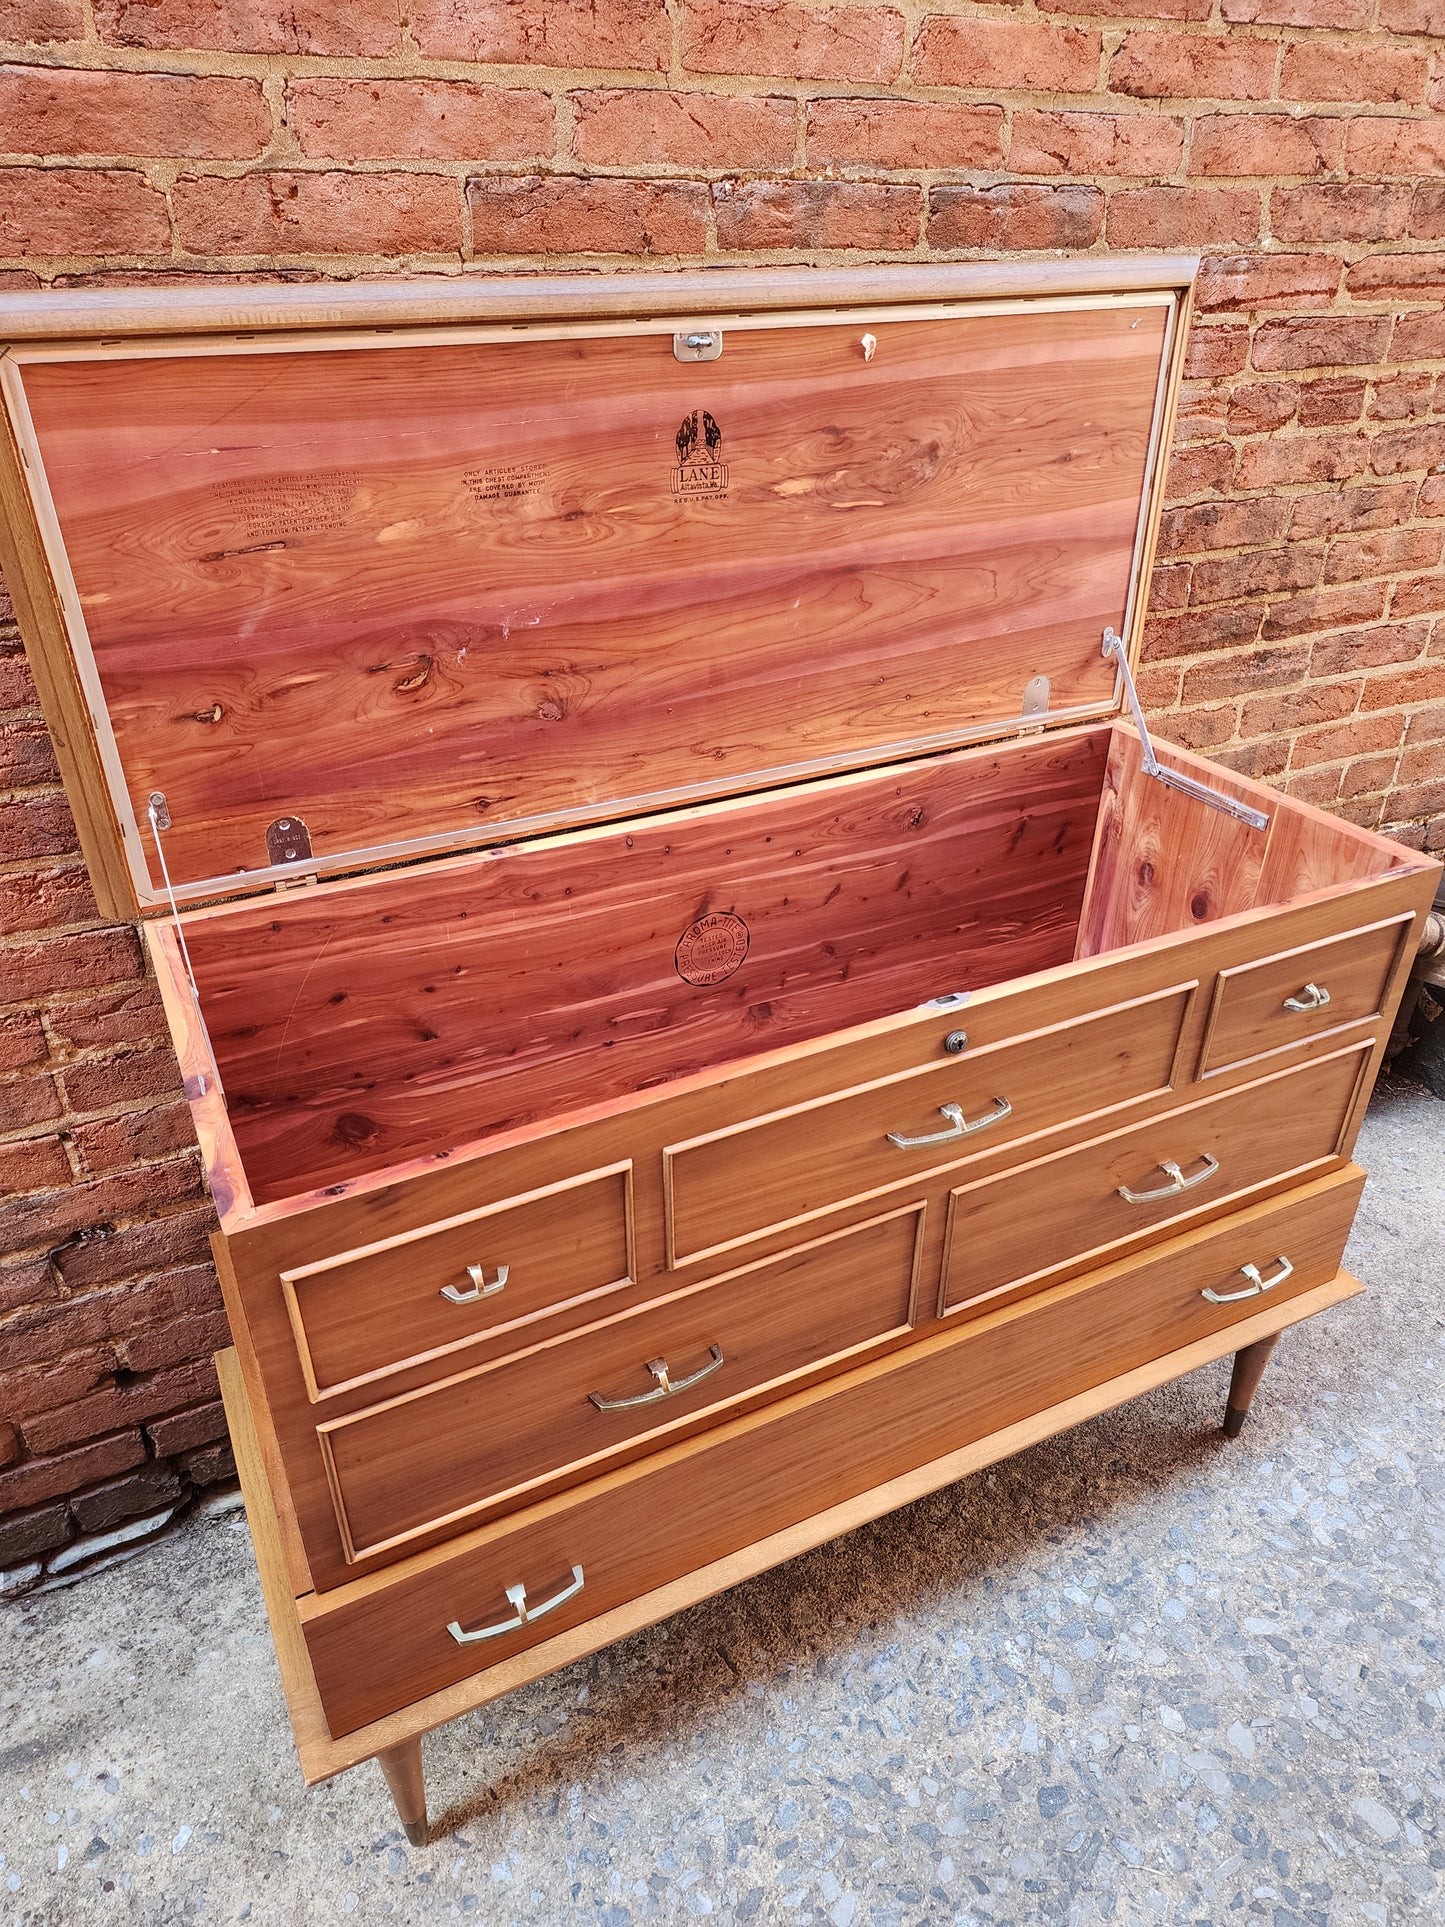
[2,1079,1442,1927]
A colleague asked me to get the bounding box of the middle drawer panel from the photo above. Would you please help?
[318,1201,925,1562]
[664,982,1193,1267]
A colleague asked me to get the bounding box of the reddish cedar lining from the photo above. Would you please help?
[183,730,1111,1205]
[15,302,1167,893]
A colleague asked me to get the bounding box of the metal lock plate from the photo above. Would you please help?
[673,330,723,363]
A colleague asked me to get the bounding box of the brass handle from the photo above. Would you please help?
[1117,1153,1220,1204]
[887,1096,1011,1149]
[1283,982,1330,1012]
[440,1263,509,1305]
[446,1565,584,1644]
[589,1344,724,1412]
[1201,1255,1294,1305]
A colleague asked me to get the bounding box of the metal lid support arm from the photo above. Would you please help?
[1101,629,1270,834]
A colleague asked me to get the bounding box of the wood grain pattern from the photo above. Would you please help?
[1077,729,1271,956]
[145,917,252,1224]
[282,1163,634,1400]
[182,730,1109,1209]
[939,1040,1369,1315]
[212,860,1437,1594]
[1254,789,1407,904]
[318,1201,923,1562]
[663,978,1194,1268]
[14,304,1168,895]
[1197,914,1415,1079]
[0,378,138,921]
[299,1168,1364,1737]
[1075,724,1421,965]
[205,837,1433,1243]
[219,1263,1360,1786]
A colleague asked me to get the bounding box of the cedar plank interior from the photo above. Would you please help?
[16,302,1169,895]
[185,731,1108,1206]
[1074,729,1404,959]
[173,722,1408,1214]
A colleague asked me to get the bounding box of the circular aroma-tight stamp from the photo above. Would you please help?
[675,911,750,986]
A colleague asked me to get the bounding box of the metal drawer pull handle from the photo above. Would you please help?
[887,1096,1011,1149]
[446,1565,585,1645]
[589,1344,724,1412]
[1201,1255,1294,1305]
[1117,1153,1220,1204]
[1283,982,1330,1012]
[440,1263,509,1304]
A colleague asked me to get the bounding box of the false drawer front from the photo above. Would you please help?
[280,1163,634,1399]
[1197,914,1411,1078]
[301,1167,1363,1737]
[941,1040,1369,1316]
[664,982,1194,1268]
[317,1203,925,1563]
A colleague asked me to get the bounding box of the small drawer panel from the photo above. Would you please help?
[940,1042,1368,1315]
[665,983,1194,1268]
[319,1203,924,1561]
[282,1164,633,1398]
[302,1168,1363,1737]
[1198,914,1411,1078]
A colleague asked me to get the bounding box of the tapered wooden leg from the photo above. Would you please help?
[1222,1334,1281,1439]
[377,1737,427,1846]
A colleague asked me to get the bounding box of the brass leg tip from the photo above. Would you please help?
[403,1820,428,1848]
[1221,1405,1247,1440]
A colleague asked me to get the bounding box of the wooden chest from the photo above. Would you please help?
[1,260,1436,1838]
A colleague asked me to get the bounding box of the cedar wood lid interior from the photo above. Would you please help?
[0,262,1191,909]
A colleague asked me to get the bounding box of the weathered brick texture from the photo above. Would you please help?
[2,0,1444,1555]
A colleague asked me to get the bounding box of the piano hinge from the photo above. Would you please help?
[1101,630,1270,833]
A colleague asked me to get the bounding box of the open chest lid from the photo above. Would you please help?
[0,259,1195,917]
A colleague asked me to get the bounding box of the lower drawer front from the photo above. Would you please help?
[317,1202,924,1562]
[302,1166,1364,1737]
[941,1040,1368,1315]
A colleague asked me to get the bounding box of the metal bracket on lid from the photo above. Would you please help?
[266,815,313,866]
[673,330,723,362]
[146,791,218,1097]
[1101,629,1270,833]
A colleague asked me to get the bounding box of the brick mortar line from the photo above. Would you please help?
[8,151,1445,179]
[0,44,1440,98]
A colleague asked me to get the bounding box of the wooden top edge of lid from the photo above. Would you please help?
[0,257,1200,342]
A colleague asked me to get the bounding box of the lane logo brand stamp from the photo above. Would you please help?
[673,409,729,500]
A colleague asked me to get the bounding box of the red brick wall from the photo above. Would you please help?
[2,0,1444,1580]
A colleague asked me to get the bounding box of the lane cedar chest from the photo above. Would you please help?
[0,260,1436,1841]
